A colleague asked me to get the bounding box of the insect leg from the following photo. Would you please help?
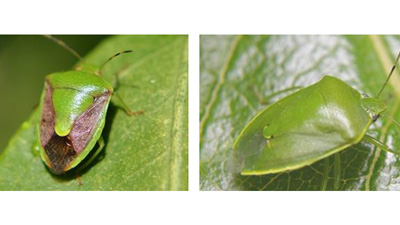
[107,63,144,116]
[363,135,400,155]
[381,113,400,129]
[334,154,341,191]
[112,92,144,116]
[76,136,106,173]
[32,141,41,156]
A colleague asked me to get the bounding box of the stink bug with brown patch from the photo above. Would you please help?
[33,36,143,175]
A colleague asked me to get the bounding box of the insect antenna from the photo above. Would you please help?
[99,50,133,72]
[44,35,83,60]
[377,50,400,98]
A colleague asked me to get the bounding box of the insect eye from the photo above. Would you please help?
[372,114,379,122]
[362,93,369,98]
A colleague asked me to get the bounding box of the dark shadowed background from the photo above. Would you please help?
[0,35,108,152]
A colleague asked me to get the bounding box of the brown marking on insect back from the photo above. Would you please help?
[40,81,75,174]
[44,135,76,174]
[69,93,110,153]
[40,82,56,147]
[40,81,110,174]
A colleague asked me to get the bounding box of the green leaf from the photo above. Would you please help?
[200,35,400,191]
[0,35,188,191]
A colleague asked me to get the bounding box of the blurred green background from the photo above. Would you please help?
[0,35,108,152]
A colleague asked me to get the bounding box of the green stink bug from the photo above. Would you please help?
[232,50,400,176]
[33,36,143,175]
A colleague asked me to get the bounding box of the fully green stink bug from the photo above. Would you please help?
[233,50,400,176]
[33,36,143,175]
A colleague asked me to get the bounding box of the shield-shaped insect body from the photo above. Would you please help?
[230,46,400,190]
[33,36,139,175]
[233,75,389,175]
[37,70,113,175]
